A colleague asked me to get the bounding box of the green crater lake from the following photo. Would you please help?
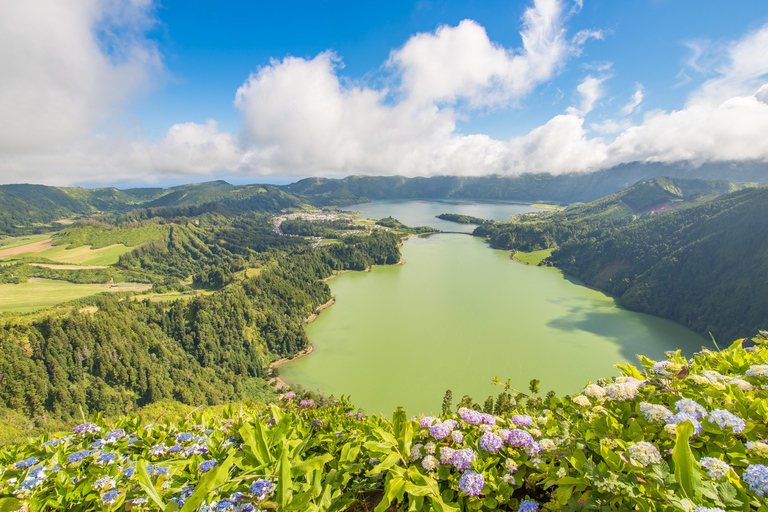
[281,200,707,417]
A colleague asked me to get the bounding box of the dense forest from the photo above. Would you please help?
[0,209,402,424]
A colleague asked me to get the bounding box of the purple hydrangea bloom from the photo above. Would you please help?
[479,432,503,452]
[519,500,540,512]
[444,419,458,430]
[199,460,218,473]
[480,413,496,426]
[67,450,93,464]
[168,444,183,453]
[249,479,275,500]
[299,399,315,407]
[458,470,485,496]
[419,416,437,428]
[452,448,477,470]
[282,391,296,400]
[507,429,535,448]
[440,447,455,465]
[73,423,101,434]
[526,442,542,456]
[510,415,533,427]
[744,464,768,497]
[430,423,451,440]
[707,409,746,433]
[458,408,482,425]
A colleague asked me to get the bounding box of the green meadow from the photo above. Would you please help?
[0,278,113,313]
[513,248,553,265]
[13,243,132,265]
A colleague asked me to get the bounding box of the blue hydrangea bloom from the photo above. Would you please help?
[101,489,120,505]
[15,457,38,469]
[519,500,539,512]
[667,412,703,435]
[199,460,218,473]
[249,479,275,499]
[451,448,477,470]
[479,432,503,452]
[707,409,746,433]
[744,464,768,497]
[507,429,535,448]
[430,423,451,440]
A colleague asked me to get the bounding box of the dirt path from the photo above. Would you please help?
[29,263,109,270]
[0,239,52,258]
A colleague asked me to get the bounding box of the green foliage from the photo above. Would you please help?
[3,338,768,511]
[436,213,489,225]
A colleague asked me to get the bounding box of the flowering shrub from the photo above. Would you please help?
[2,337,768,510]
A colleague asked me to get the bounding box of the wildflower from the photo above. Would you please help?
[743,464,768,497]
[369,458,379,466]
[518,499,539,512]
[101,489,120,505]
[458,408,482,425]
[419,416,437,428]
[539,439,556,452]
[249,479,274,500]
[422,455,438,471]
[299,399,314,407]
[282,391,296,400]
[707,409,746,433]
[479,432,503,452]
[310,419,323,429]
[430,423,451,440]
[15,457,37,469]
[700,457,730,480]
[628,441,662,467]
[199,460,218,473]
[410,444,424,461]
[584,384,606,400]
[639,402,673,423]
[458,470,484,496]
[510,415,533,427]
[746,441,768,458]
[450,430,464,444]
[507,430,535,448]
[452,448,477,470]
[572,395,591,407]
[746,365,768,378]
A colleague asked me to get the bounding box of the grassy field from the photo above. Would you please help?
[513,248,554,265]
[14,243,132,265]
[0,279,149,313]
[0,233,53,250]
[135,289,215,303]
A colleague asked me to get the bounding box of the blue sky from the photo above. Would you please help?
[1,0,768,186]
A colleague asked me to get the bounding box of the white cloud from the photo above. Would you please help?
[567,74,608,115]
[619,84,643,116]
[0,0,162,154]
[389,0,580,108]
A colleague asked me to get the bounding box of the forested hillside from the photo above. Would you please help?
[548,186,768,341]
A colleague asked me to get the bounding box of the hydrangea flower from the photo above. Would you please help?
[746,365,768,378]
[419,416,437,428]
[605,382,638,401]
[97,451,118,465]
[199,460,218,473]
[67,450,94,464]
[15,457,38,469]
[510,415,533,427]
[526,442,542,457]
[746,441,768,458]
[480,413,496,426]
[628,441,662,467]
[724,376,753,391]
[479,433,503,452]
[299,399,314,407]
[584,384,605,400]
[440,447,455,465]
[452,448,477,470]
[675,399,707,420]
[692,508,725,512]
[73,423,101,434]
[700,457,730,480]
[93,477,116,490]
[430,423,451,440]
[639,402,673,423]
[421,455,438,471]
[502,474,516,484]
[743,464,768,497]
[458,408,482,425]
[443,419,458,430]
[458,470,484,496]
[149,443,167,457]
[425,442,436,454]
[101,489,120,505]
[249,479,275,499]
[177,432,194,443]
[507,430,535,448]
[667,413,703,435]
[519,499,539,512]
[539,439,556,452]
[450,430,464,444]
[707,409,746,433]
[410,444,424,461]
[652,361,683,377]
[572,395,591,407]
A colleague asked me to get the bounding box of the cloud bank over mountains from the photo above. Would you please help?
[1,0,768,185]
